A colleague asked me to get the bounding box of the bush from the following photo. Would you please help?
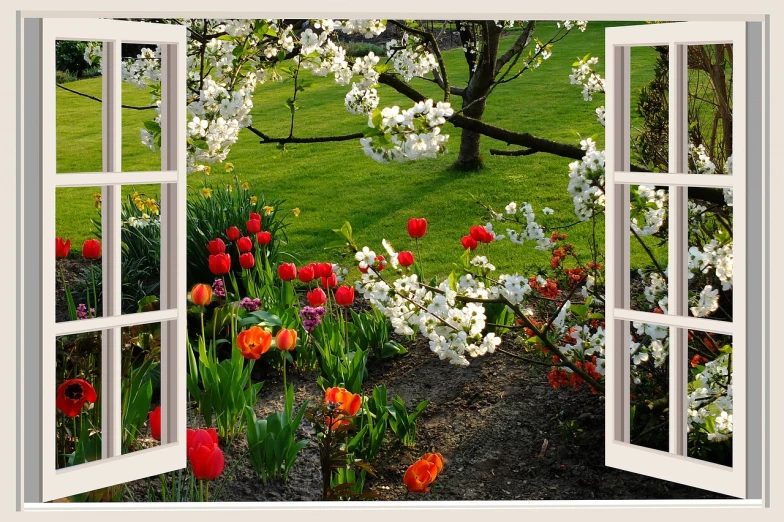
[55,40,92,79]
[343,42,385,58]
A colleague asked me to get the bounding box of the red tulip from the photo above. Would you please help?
[422,452,445,474]
[191,283,213,306]
[461,235,478,250]
[307,288,327,307]
[407,218,428,239]
[249,212,261,222]
[187,428,224,481]
[324,387,362,429]
[321,273,338,289]
[209,253,231,275]
[226,226,241,241]
[207,238,226,255]
[239,252,255,269]
[403,459,439,493]
[55,238,71,259]
[398,251,414,267]
[247,219,261,234]
[149,406,161,441]
[56,378,98,417]
[278,263,297,281]
[317,262,333,278]
[275,328,298,351]
[256,231,272,245]
[298,264,316,283]
[335,285,354,307]
[237,236,253,253]
[82,239,101,260]
[469,225,494,243]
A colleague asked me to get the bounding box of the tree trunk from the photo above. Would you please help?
[454,95,487,171]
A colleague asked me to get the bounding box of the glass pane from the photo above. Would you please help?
[687,193,733,322]
[121,185,162,314]
[629,185,670,314]
[56,187,104,323]
[56,40,103,174]
[687,44,733,176]
[55,331,102,470]
[629,320,669,452]
[687,329,733,466]
[121,322,163,455]
[122,43,164,172]
[630,45,669,173]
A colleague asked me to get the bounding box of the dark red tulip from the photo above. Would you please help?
[461,235,478,250]
[335,285,355,307]
[56,238,71,259]
[82,239,101,260]
[56,378,98,417]
[247,219,261,234]
[149,406,161,441]
[187,428,224,481]
[239,252,255,269]
[207,238,226,255]
[226,226,241,241]
[237,236,253,253]
[307,288,327,307]
[321,273,337,289]
[398,251,414,267]
[249,212,261,222]
[209,253,231,275]
[256,231,272,245]
[278,263,297,281]
[407,218,428,239]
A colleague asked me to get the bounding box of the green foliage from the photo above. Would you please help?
[55,40,92,78]
[343,41,385,58]
[312,314,368,393]
[121,356,157,452]
[244,385,309,484]
[348,385,389,464]
[349,308,407,360]
[387,395,429,447]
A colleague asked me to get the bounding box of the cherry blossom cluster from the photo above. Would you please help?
[569,55,605,125]
[489,201,554,250]
[567,138,606,221]
[385,33,439,82]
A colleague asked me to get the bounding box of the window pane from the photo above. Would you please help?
[121,185,162,314]
[55,40,103,174]
[628,185,670,315]
[686,329,733,467]
[56,187,104,323]
[687,193,733,322]
[687,44,733,176]
[630,45,669,173]
[122,43,164,172]
[121,322,163,455]
[629,320,669,452]
[55,331,102,470]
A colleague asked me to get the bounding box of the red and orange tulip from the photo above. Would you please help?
[236,326,272,360]
[324,387,362,429]
[275,328,298,351]
[191,283,213,306]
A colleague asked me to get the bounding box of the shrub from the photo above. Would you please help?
[343,42,385,58]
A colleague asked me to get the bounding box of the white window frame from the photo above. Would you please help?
[604,21,763,499]
[21,18,187,502]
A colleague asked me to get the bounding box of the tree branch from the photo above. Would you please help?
[495,21,536,73]
[387,19,451,102]
[246,125,363,144]
[56,84,157,110]
[489,147,538,157]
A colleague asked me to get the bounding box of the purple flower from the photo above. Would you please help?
[212,278,226,298]
[240,297,261,312]
[76,303,95,320]
[299,306,326,333]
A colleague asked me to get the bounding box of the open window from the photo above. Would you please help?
[22,18,187,502]
[604,21,763,498]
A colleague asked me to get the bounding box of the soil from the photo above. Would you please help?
[55,257,97,323]
[125,334,728,502]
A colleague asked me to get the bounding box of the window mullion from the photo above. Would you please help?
[100,39,122,460]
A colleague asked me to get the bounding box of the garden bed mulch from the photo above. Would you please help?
[126,335,728,502]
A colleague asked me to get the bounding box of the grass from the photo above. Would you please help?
[55,21,661,279]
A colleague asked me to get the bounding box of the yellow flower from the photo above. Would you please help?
[224,162,235,173]
[226,184,233,193]
[93,193,103,209]
[201,188,213,198]
[241,182,249,190]
[146,198,159,215]
[250,196,258,204]
[204,165,212,176]
[263,205,275,216]
[292,207,301,217]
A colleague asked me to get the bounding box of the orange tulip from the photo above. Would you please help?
[236,326,272,360]
[422,452,444,475]
[323,387,362,429]
[403,459,438,493]
[191,283,213,306]
[275,328,298,351]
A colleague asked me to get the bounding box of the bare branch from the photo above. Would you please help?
[495,21,536,73]
[246,125,363,145]
[56,84,157,110]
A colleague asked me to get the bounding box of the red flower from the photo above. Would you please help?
[256,231,272,245]
[239,252,255,269]
[398,251,414,267]
[247,219,261,234]
[226,226,241,241]
[317,262,333,278]
[56,238,71,259]
[422,452,444,474]
[321,273,337,289]
[298,264,316,283]
[335,285,354,307]
[307,288,327,307]
[207,238,226,255]
[690,354,709,368]
[469,225,494,243]
[278,263,297,281]
[149,406,161,441]
[191,283,213,306]
[56,378,98,417]
[275,328,298,351]
[82,239,101,260]
[407,217,428,239]
[187,428,224,481]
[324,387,362,429]
[236,326,272,360]
[461,235,478,250]
[403,459,438,493]
[236,236,253,253]
[249,212,261,222]
[209,253,231,275]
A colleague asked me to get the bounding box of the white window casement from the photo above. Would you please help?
[22,18,187,502]
[605,21,764,499]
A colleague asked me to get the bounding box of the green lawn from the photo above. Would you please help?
[55,21,661,279]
